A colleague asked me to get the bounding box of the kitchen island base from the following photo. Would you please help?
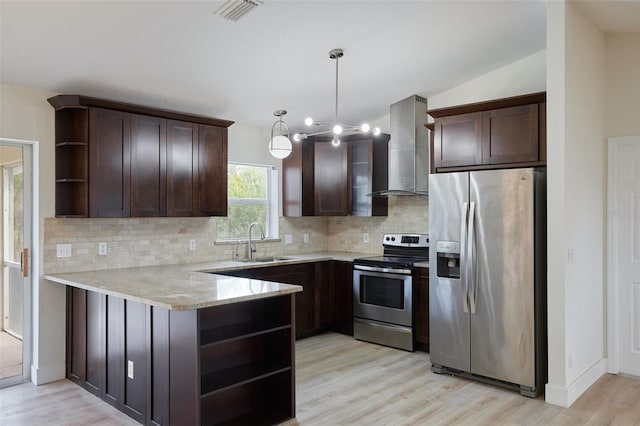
[66,287,295,425]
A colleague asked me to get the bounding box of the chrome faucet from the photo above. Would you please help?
[247,222,265,261]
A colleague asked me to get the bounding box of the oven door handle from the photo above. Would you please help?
[353,265,412,275]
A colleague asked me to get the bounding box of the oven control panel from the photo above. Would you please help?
[383,233,429,248]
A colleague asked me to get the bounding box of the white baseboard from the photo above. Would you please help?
[545,358,607,407]
[31,362,65,385]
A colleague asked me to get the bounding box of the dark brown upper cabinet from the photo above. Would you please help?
[282,140,315,217]
[49,95,233,218]
[313,140,349,216]
[482,104,539,165]
[166,120,199,217]
[433,112,483,168]
[282,133,389,217]
[89,108,131,217]
[131,114,166,217]
[429,92,546,173]
[197,124,228,217]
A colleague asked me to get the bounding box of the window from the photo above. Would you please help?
[3,163,23,263]
[216,162,278,240]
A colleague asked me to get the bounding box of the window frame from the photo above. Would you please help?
[218,161,279,241]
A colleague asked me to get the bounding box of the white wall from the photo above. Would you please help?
[227,123,285,216]
[369,49,547,128]
[227,123,273,164]
[605,34,640,138]
[545,0,568,401]
[0,83,64,384]
[545,0,607,407]
[427,49,547,110]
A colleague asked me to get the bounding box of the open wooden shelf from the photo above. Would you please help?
[200,321,291,347]
[200,369,293,426]
[56,141,87,147]
[214,407,293,426]
[54,106,89,217]
[195,295,295,425]
[200,359,291,397]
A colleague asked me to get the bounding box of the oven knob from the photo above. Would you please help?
[385,236,390,241]
[391,236,396,241]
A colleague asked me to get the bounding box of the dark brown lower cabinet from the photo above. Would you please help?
[332,261,354,336]
[316,261,335,329]
[66,287,295,425]
[219,261,426,348]
[105,296,124,408]
[85,290,104,395]
[124,300,147,423]
[219,261,358,340]
[413,267,429,352]
[220,263,321,339]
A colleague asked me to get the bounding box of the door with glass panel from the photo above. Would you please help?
[1,141,32,387]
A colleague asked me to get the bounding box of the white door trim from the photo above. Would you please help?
[0,137,39,387]
[606,134,640,375]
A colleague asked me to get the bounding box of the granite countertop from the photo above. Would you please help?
[45,251,374,311]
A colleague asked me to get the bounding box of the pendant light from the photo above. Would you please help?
[293,49,380,147]
[269,110,292,159]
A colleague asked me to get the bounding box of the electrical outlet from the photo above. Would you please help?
[303,233,309,243]
[127,360,134,379]
[189,239,196,251]
[98,242,107,256]
[363,233,369,243]
[284,234,293,244]
[567,248,575,264]
[56,244,72,258]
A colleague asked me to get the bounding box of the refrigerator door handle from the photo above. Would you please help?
[468,201,477,314]
[460,201,469,313]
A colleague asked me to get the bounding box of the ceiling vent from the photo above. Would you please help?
[214,0,263,22]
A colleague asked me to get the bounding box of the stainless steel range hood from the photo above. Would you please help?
[372,95,429,197]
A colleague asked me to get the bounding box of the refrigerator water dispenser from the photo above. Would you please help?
[436,240,460,278]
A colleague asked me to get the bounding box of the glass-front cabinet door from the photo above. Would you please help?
[351,140,372,216]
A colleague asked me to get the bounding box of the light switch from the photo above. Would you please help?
[284,234,293,244]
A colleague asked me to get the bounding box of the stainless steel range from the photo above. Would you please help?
[353,233,429,351]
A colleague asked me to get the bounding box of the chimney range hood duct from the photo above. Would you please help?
[372,95,429,197]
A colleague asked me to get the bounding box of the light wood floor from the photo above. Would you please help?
[1,332,638,425]
[288,333,640,425]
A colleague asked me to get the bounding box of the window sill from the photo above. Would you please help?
[214,237,282,246]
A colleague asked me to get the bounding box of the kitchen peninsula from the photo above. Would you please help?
[45,264,302,426]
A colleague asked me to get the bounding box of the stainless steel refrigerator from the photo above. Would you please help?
[428,168,546,397]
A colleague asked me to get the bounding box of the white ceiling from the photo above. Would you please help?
[2,1,551,130]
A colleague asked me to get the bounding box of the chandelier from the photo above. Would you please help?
[293,48,381,147]
[268,110,292,159]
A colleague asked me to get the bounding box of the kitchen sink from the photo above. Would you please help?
[238,256,293,263]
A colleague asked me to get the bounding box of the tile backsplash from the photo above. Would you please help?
[327,196,428,253]
[44,197,428,274]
